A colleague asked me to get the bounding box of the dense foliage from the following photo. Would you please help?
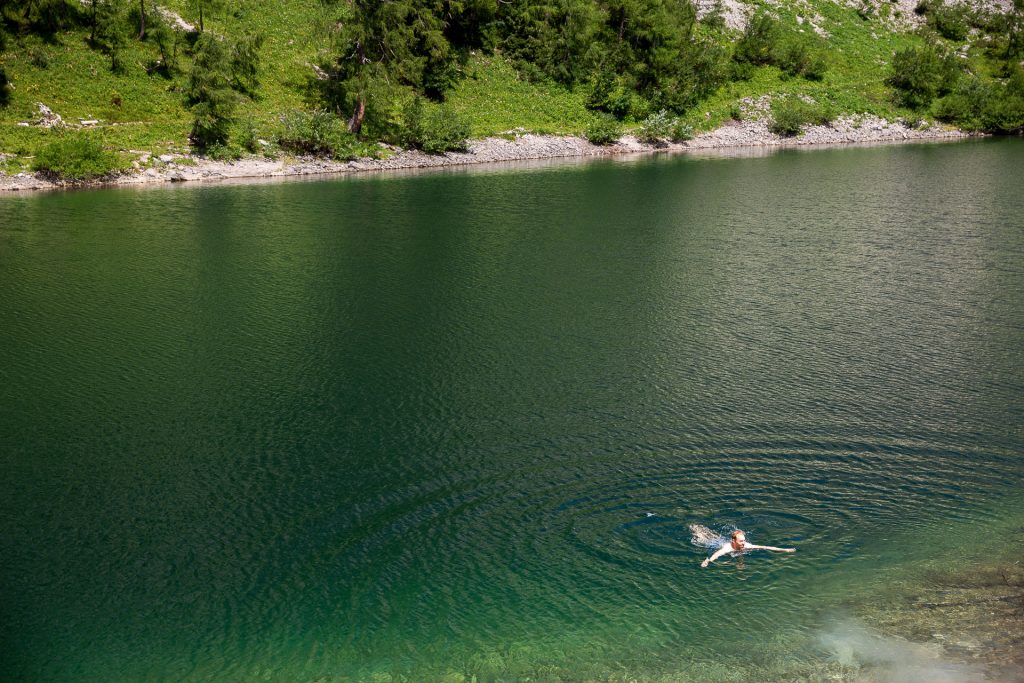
[886,43,959,109]
[769,96,833,136]
[318,0,733,131]
[31,133,123,179]
[886,0,1024,133]
[0,0,1022,167]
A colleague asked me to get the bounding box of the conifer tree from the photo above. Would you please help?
[187,33,237,147]
[327,0,454,134]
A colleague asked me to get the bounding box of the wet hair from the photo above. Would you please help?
[730,529,746,551]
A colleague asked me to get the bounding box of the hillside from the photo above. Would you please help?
[0,0,1021,181]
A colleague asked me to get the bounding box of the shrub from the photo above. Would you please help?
[32,135,124,181]
[587,71,634,119]
[776,39,828,80]
[671,120,695,142]
[980,69,1024,132]
[28,47,49,69]
[981,94,1024,132]
[886,44,960,109]
[734,14,827,81]
[236,117,260,154]
[730,61,757,81]
[585,114,622,145]
[932,77,992,129]
[276,109,352,158]
[400,98,471,154]
[769,98,834,136]
[204,142,241,161]
[769,99,807,136]
[929,4,971,41]
[638,109,676,142]
[735,13,781,66]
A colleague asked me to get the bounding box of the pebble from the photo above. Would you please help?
[1,115,973,193]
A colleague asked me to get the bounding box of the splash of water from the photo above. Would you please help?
[689,523,728,549]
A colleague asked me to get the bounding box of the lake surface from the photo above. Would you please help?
[1,139,1022,682]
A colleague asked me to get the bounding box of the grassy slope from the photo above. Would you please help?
[0,0,973,168]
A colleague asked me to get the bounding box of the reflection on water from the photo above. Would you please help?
[0,138,1022,682]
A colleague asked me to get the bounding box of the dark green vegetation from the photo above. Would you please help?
[884,0,1024,133]
[31,131,126,179]
[768,95,834,136]
[0,0,1022,178]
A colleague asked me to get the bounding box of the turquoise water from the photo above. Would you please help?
[1,139,1022,682]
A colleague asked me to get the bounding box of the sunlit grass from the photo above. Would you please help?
[0,0,993,166]
[441,54,595,137]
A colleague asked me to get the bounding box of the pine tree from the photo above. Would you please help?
[187,33,237,147]
[327,0,454,134]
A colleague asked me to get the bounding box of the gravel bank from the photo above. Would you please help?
[0,115,972,193]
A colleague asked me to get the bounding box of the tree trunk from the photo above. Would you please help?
[199,4,204,32]
[348,97,366,135]
[91,0,98,44]
[138,0,146,40]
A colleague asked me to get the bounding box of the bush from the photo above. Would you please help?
[932,68,1024,133]
[769,97,834,136]
[32,135,124,180]
[981,94,1024,132]
[400,98,471,154]
[929,4,971,41]
[932,78,992,129]
[730,61,757,81]
[733,14,827,81]
[671,120,695,142]
[276,109,353,158]
[886,44,960,109]
[236,117,261,154]
[587,71,634,119]
[981,68,1024,131]
[204,142,241,161]
[776,39,828,80]
[638,109,676,142]
[585,114,622,145]
[735,13,781,66]
[769,99,807,136]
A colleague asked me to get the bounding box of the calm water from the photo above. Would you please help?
[1,140,1022,682]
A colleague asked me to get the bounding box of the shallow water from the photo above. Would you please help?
[1,139,1022,682]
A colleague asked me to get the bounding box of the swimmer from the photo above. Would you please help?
[700,529,795,567]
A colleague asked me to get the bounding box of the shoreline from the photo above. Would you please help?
[0,114,975,193]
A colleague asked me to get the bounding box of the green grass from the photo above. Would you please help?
[441,54,594,137]
[0,0,1009,171]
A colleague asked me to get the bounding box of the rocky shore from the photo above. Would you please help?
[0,113,972,193]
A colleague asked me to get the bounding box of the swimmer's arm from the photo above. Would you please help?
[700,546,731,567]
[746,544,796,553]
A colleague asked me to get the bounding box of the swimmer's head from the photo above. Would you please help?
[731,530,746,550]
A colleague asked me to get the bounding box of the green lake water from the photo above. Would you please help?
[1,139,1022,682]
